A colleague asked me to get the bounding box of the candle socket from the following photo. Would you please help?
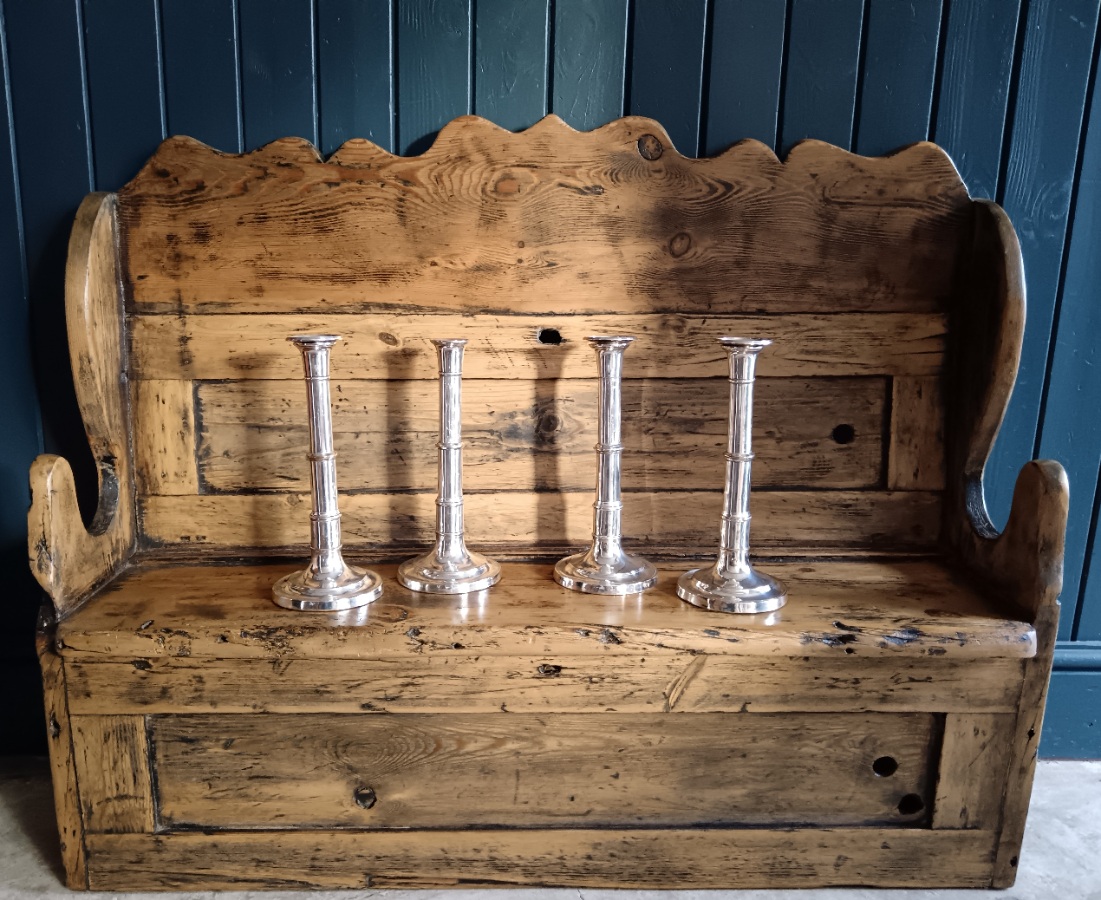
[677,336,786,614]
[399,339,501,594]
[554,336,658,595]
[273,334,383,611]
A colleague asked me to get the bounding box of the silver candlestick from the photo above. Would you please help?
[399,338,501,594]
[677,336,786,613]
[554,336,658,595]
[273,335,383,611]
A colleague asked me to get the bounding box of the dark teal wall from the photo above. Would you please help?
[0,0,1098,756]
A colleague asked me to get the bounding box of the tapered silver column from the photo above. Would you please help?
[554,336,657,595]
[273,334,383,611]
[677,336,786,613]
[399,338,501,594]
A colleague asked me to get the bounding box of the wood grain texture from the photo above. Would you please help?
[947,202,1068,618]
[55,561,1037,661]
[70,716,154,834]
[35,610,87,889]
[889,376,946,490]
[65,654,1026,716]
[129,311,947,381]
[116,117,971,315]
[196,376,885,493]
[138,489,943,553]
[85,828,998,890]
[152,712,936,829]
[932,712,1015,830]
[27,193,136,616]
[131,380,198,495]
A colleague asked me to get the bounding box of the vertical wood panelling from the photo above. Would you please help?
[317,0,394,154]
[932,0,1021,200]
[854,0,942,157]
[985,0,1100,530]
[238,0,318,149]
[703,0,786,154]
[780,0,865,155]
[160,0,244,152]
[628,0,708,156]
[552,0,629,131]
[82,0,165,188]
[395,0,471,155]
[474,0,548,132]
[1042,66,1101,641]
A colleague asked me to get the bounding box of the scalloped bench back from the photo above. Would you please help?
[115,115,974,558]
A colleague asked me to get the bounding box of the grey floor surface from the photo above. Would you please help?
[1,758,1098,899]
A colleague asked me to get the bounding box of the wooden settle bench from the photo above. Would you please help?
[31,115,1068,890]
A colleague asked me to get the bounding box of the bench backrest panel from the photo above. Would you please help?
[116,116,972,557]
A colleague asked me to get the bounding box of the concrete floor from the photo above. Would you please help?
[1,758,1098,898]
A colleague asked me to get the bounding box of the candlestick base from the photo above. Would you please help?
[554,549,658,595]
[398,549,502,594]
[676,565,787,614]
[273,562,383,612]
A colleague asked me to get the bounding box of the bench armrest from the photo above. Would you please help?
[28,193,135,616]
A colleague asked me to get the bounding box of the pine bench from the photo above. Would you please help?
[31,115,1067,890]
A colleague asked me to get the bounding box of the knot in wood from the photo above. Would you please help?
[637,134,664,160]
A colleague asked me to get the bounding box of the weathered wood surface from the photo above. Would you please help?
[129,312,947,381]
[117,118,972,315]
[889,375,946,490]
[152,712,935,829]
[139,490,943,553]
[195,376,885,492]
[55,560,1036,661]
[28,193,136,614]
[36,611,86,889]
[932,712,1016,830]
[70,715,155,834]
[131,379,198,496]
[85,828,997,890]
[66,653,1026,716]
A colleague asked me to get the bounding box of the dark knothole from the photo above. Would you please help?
[832,423,856,444]
[872,756,899,777]
[538,327,563,345]
[897,793,925,815]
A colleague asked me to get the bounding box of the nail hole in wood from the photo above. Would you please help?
[897,793,924,815]
[832,424,856,444]
[353,786,377,810]
[872,756,898,777]
[538,328,563,345]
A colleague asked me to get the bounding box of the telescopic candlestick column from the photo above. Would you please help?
[273,335,383,611]
[554,336,657,595]
[677,337,786,613]
[399,339,501,594]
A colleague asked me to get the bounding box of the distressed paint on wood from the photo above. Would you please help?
[84,829,999,890]
[66,654,1027,716]
[551,0,629,131]
[55,561,1038,662]
[127,312,948,381]
[194,376,886,493]
[152,712,937,829]
[137,489,944,554]
[474,0,548,131]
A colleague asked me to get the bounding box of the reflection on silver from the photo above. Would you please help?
[554,336,658,595]
[273,335,383,611]
[677,336,787,614]
[399,339,502,594]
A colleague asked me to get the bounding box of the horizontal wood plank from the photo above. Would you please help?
[117,119,971,316]
[196,376,886,492]
[129,312,947,380]
[139,489,943,552]
[151,712,936,829]
[55,560,1037,661]
[65,653,1025,715]
[85,828,997,889]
